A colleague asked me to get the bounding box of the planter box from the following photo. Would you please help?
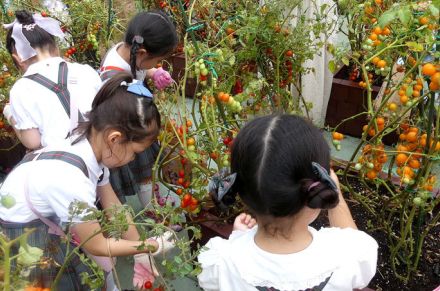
[325,66,397,145]
[164,53,197,98]
[0,137,26,170]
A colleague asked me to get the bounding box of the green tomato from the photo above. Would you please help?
[1,194,16,209]
[201,68,209,76]
[413,197,423,206]
[367,162,374,169]
[222,160,230,167]
[354,163,362,170]
[188,145,196,151]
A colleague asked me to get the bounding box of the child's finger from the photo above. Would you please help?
[248,218,257,227]
[244,214,251,224]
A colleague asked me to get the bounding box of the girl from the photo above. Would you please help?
[198,114,378,291]
[99,10,178,206]
[3,10,102,150]
[0,72,174,290]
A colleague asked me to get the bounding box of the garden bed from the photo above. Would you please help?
[312,178,440,290]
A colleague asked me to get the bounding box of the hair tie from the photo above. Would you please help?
[3,13,65,61]
[132,35,144,45]
[307,181,321,192]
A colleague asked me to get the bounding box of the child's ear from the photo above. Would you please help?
[136,48,149,57]
[107,130,123,145]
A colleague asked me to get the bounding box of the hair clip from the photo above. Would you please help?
[311,162,338,192]
[120,81,128,86]
[132,35,144,45]
[127,80,153,99]
[208,168,237,202]
[23,24,37,31]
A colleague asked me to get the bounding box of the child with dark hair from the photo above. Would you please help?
[198,114,378,291]
[2,10,102,150]
[99,9,179,207]
[0,72,174,290]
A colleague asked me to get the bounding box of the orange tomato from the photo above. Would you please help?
[373,26,382,35]
[372,57,381,65]
[396,153,408,166]
[419,16,429,25]
[376,117,385,126]
[408,159,421,169]
[382,27,391,35]
[366,170,378,180]
[369,33,378,41]
[422,63,436,76]
[377,60,387,68]
[405,131,418,142]
[400,95,408,104]
[431,72,440,86]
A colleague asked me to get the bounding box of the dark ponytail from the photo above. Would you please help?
[231,114,339,219]
[125,10,178,76]
[74,72,161,144]
[6,10,57,56]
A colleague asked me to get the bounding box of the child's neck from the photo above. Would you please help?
[117,43,131,64]
[254,220,313,254]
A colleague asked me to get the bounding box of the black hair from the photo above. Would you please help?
[6,10,57,57]
[231,114,339,220]
[125,10,178,76]
[74,72,161,143]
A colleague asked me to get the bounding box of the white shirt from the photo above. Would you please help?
[0,138,108,223]
[9,57,102,147]
[100,43,147,81]
[198,226,378,291]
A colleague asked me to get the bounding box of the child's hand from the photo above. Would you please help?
[233,213,257,231]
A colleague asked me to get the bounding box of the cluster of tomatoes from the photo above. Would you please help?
[217,91,242,113]
[331,131,344,151]
[358,73,375,89]
[176,154,199,212]
[355,142,387,180]
[422,63,440,91]
[362,116,386,138]
[143,280,164,291]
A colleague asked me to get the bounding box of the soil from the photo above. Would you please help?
[311,178,440,291]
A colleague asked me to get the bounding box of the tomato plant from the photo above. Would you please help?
[331,0,440,282]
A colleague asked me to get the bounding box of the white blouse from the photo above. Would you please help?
[0,138,108,223]
[9,57,102,147]
[198,226,378,291]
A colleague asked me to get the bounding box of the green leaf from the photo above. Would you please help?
[397,7,412,27]
[433,0,440,9]
[341,57,350,66]
[429,4,439,17]
[406,42,424,52]
[328,60,336,74]
[378,10,396,28]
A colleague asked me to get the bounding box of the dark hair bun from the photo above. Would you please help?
[301,179,339,209]
[15,10,35,25]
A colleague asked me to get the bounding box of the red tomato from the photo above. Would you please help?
[144,280,153,289]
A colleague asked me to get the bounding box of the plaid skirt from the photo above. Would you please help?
[110,142,159,201]
[0,218,91,290]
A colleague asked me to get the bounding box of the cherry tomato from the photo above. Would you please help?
[144,281,153,289]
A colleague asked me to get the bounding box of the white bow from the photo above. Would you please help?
[3,13,65,61]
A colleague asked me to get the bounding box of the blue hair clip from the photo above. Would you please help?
[126,80,153,99]
[208,168,237,201]
[311,162,338,192]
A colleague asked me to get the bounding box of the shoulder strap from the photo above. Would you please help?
[25,62,71,117]
[18,150,89,238]
[100,66,125,82]
[18,150,89,178]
